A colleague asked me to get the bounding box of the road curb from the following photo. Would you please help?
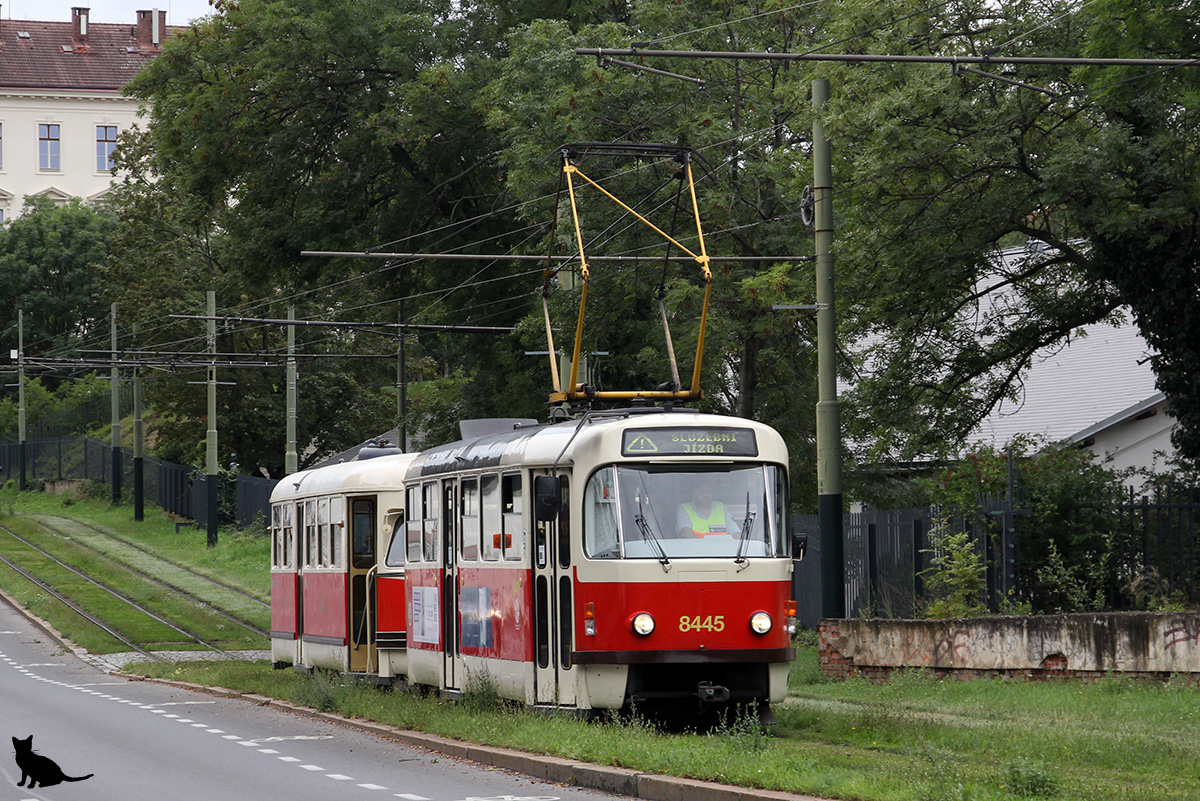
[144,677,830,801]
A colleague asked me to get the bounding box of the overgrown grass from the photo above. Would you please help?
[0,492,268,652]
[8,491,268,601]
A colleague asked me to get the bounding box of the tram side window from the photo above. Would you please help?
[318,498,331,567]
[422,482,439,562]
[406,486,422,562]
[502,472,523,561]
[481,474,500,561]
[305,500,318,567]
[283,504,296,570]
[330,496,344,568]
[271,504,281,568]
[384,509,406,567]
[583,467,619,559]
[460,478,479,561]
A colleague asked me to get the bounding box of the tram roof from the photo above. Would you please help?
[270,451,420,501]
[406,408,787,478]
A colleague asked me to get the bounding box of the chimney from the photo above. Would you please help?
[72,7,89,45]
[135,9,166,48]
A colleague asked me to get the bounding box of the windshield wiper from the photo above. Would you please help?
[734,491,756,570]
[634,497,671,572]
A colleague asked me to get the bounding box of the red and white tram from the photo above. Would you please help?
[270,408,801,714]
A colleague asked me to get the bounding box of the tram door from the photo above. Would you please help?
[348,497,376,673]
[533,472,574,706]
[441,479,463,692]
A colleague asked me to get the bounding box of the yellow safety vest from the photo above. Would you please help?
[683,501,728,536]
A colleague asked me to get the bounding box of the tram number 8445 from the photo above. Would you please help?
[679,615,725,632]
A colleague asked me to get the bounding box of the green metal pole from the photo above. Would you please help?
[111,303,122,503]
[206,290,219,547]
[17,310,25,491]
[397,291,407,451]
[813,78,845,618]
[134,359,144,521]
[285,305,298,475]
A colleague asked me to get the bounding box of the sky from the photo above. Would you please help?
[4,0,215,25]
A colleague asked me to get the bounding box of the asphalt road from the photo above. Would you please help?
[0,598,617,801]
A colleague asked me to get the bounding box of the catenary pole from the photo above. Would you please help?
[813,79,845,619]
[17,310,25,491]
[110,303,122,503]
[285,305,298,475]
[206,290,219,547]
[133,335,144,522]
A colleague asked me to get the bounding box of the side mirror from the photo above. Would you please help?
[793,532,808,560]
[533,475,561,522]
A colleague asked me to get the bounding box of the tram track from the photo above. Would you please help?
[0,547,165,663]
[25,516,269,640]
[29,513,269,610]
[0,521,265,659]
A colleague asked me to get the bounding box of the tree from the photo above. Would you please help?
[0,196,115,358]
[802,0,1199,463]
[107,0,553,470]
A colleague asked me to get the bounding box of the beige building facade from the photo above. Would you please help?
[0,8,175,221]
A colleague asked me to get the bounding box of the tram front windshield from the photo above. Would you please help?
[583,464,787,560]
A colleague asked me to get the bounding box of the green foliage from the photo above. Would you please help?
[0,196,116,356]
[920,440,1132,614]
[1003,757,1060,798]
[921,526,988,619]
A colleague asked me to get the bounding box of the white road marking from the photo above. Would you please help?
[300,764,325,771]
[278,757,301,763]
[327,774,355,780]
[258,749,279,754]
[395,795,431,800]
[358,784,388,790]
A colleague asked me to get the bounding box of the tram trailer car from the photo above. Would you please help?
[270,451,420,678]
[272,408,803,716]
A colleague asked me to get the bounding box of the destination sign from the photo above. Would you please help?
[621,427,758,457]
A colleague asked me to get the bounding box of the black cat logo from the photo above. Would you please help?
[12,735,93,788]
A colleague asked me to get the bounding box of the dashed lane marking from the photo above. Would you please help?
[0,651,457,798]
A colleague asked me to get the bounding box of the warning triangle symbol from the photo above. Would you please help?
[626,434,659,453]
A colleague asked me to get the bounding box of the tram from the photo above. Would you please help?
[270,409,801,714]
[271,143,804,713]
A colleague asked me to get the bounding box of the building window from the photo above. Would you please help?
[39,124,60,170]
[0,123,4,170]
[96,125,117,171]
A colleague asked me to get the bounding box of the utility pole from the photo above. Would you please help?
[397,287,407,451]
[17,310,25,491]
[813,79,845,619]
[285,305,298,474]
[110,303,122,503]
[206,290,219,547]
[133,351,144,521]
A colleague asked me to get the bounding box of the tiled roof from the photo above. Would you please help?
[0,16,178,93]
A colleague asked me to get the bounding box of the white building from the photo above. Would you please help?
[0,7,177,222]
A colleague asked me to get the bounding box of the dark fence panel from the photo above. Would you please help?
[236,474,277,528]
[0,435,277,530]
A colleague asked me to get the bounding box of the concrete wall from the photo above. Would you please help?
[819,613,1200,681]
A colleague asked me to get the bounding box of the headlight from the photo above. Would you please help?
[632,612,655,636]
[749,611,773,634]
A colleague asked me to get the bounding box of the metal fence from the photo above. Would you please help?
[0,436,277,529]
[794,488,1200,628]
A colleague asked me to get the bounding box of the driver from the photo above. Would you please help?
[676,479,738,538]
